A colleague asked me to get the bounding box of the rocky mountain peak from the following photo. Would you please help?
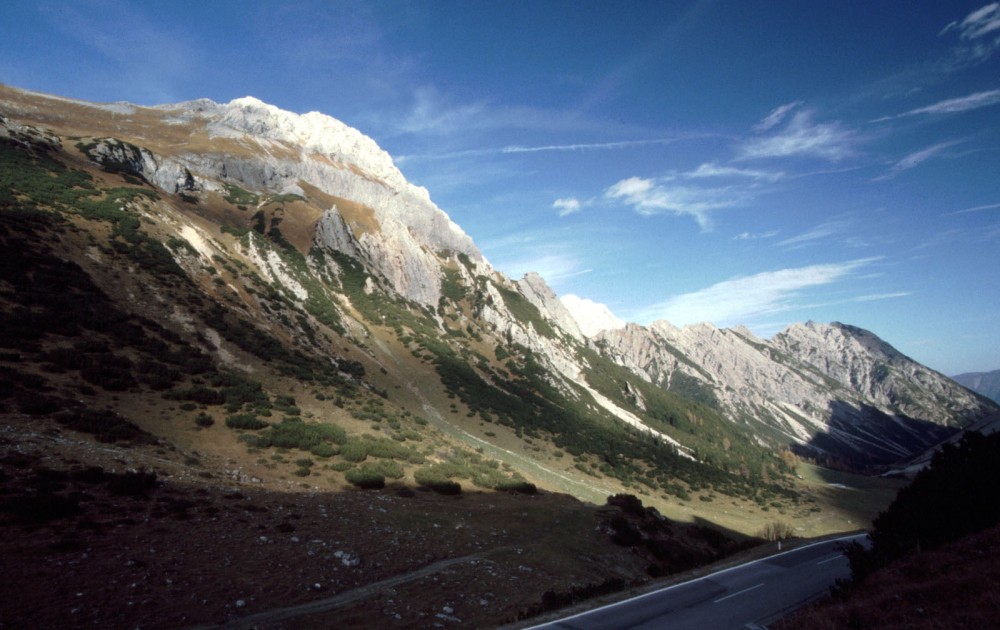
[560,294,625,337]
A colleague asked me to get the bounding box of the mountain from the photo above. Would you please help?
[952,370,1000,403]
[2,83,997,521]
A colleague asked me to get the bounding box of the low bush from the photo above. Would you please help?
[415,466,462,495]
[251,418,347,450]
[225,413,269,430]
[344,466,386,489]
[195,412,214,427]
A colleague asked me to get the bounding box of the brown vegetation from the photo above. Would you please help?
[775,524,1000,629]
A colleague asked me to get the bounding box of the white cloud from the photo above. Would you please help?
[946,202,1000,215]
[752,101,803,132]
[874,140,964,180]
[873,89,1000,122]
[501,138,689,154]
[941,3,1000,41]
[939,3,1000,65]
[498,253,591,285]
[553,197,582,217]
[604,176,743,229]
[733,230,779,241]
[778,220,852,248]
[399,86,488,135]
[685,162,785,182]
[851,292,911,302]
[740,109,858,161]
[630,258,878,327]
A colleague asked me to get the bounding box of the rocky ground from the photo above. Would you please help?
[0,415,749,629]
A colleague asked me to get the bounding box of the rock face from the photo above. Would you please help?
[592,320,995,464]
[2,83,996,472]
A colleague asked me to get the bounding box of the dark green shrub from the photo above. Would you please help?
[415,466,462,494]
[251,419,346,450]
[494,479,538,494]
[309,442,337,458]
[345,466,386,489]
[225,413,268,430]
[55,408,155,444]
[195,412,214,427]
[844,431,1000,587]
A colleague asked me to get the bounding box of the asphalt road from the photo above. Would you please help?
[529,533,866,630]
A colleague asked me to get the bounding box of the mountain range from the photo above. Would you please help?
[2,83,996,522]
[952,370,1000,404]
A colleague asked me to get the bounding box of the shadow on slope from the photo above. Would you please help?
[792,400,957,472]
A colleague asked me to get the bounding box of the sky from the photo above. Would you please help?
[1,1,998,375]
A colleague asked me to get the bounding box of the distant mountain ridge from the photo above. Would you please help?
[1,83,996,516]
[952,370,1000,404]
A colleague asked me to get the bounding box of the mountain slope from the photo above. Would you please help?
[594,320,991,467]
[1,83,996,523]
[952,369,1000,403]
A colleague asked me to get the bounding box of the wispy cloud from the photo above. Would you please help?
[874,139,965,180]
[851,291,912,302]
[396,136,697,163]
[684,162,785,182]
[942,3,1000,40]
[629,258,879,327]
[733,230,779,241]
[872,89,1000,122]
[752,101,803,132]
[600,162,784,228]
[778,220,852,248]
[946,201,1000,215]
[398,86,489,135]
[604,176,745,229]
[740,108,858,161]
[553,198,582,217]
[39,2,198,103]
[501,138,690,154]
[497,253,591,284]
[940,3,1000,63]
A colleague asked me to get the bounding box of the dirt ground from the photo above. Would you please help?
[0,415,700,629]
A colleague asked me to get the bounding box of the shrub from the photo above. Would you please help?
[494,479,538,494]
[252,419,347,450]
[309,442,337,458]
[55,408,155,444]
[415,466,462,495]
[844,431,1000,587]
[340,440,369,463]
[195,412,214,428]
[345,466,385,489]
[756,521,795,541]
[225,413,269,430]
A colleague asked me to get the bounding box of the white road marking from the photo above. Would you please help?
[713,582,764,604]
[816,555,843,565]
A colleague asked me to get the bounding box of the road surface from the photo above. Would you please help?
[529,533,865,630]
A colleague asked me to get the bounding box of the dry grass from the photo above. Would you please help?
[774,523,1000,629]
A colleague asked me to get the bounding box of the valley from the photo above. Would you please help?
[1,83,997,627]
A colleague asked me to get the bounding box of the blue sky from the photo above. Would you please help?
[2,1,999,375]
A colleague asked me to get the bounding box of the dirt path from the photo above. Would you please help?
[203,548,510,629]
